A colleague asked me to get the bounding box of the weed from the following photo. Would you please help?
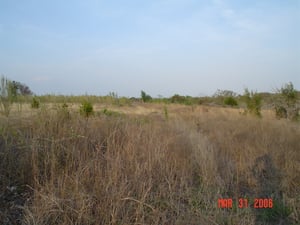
[257,201,292,224]
[243,88,262,117]
[163,105,168,120]
[79,101,94,117]
[31,97,40,109]
[102,108,122,117]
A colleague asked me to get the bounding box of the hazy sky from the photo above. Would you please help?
[0,0,299,97]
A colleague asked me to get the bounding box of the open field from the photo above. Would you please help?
[0,102,299,225]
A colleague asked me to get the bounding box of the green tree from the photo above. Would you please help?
[275,82,299,120]
[280,82,297,107]
[13,81,33,95]
[213,89,238,106]
[141,90,152,102]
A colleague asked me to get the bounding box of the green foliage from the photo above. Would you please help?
[102,108,122,117]
[31,97,40,109]
[80,101,94,117]
[274,82,299,121]
[279,82,297,107]
[12,81,33,96]
[163,105,168,120]
[223,96,238,106]
[258,201,291,223]
[170,94,194,105]
[275,105,287,119]
[57,103,70,120]
[171,94,185,104]
[243,88,262,117]
[141,90,152,102]
[108,92,120,105]
[213,89,238,106]
[62,102,68,109]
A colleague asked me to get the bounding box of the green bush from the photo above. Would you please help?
[31,97,40,109]
[280,82,297,107]
[274,82,299,121]
[243,89,262,117]
[57,103,70,121]
[102,108,122,117]
[224,96,238,106]
[80,101,94,117]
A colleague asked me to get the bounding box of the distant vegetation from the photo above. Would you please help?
[31,97,40,109]
[242,88,262,117]
[274,82,299,121]
[141,90,152,102]
[80,100,94,117]
[0,75,299,121]
[0,75,33,116]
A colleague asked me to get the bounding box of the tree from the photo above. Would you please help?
[279,82,297,107]
[141,90,152,102]
[170,94,185,104]
[274,82,299,120]
[0,75,33,116]
[213,89,238,106]
[213,89,237,98]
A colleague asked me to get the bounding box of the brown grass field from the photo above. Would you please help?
[0,102,299,225]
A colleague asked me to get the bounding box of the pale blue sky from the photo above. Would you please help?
[0,0,299,97]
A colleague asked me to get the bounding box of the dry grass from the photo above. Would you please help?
[0,103,299,225]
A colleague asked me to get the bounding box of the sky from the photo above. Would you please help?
[0,0,299,97]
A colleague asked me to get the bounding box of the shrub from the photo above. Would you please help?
[57,103,70,120]
[275,105,287,119]
[102,108,121,117]
[170,94,184,104]
[224,96,238,106]
[213,89,238,106]
[243,88,262,117]
[31,97,40,109]
[80,101,94,117]
[170,94,194,105]
[274,82,299,121]
[280,82,297,107]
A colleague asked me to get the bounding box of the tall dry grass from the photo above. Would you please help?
[0,104,299,225]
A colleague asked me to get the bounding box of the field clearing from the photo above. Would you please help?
[0,102,299,225]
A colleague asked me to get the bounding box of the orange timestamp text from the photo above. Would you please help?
[218,198,273,209]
